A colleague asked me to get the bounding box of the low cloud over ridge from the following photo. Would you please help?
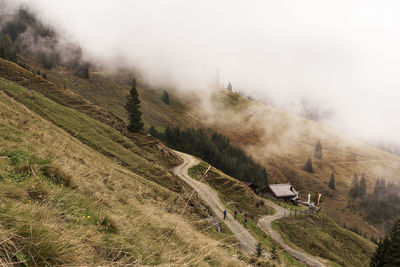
[7,0,400,146]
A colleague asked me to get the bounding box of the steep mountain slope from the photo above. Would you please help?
[273,214,375,267]
[17,55,400,237]
[0,55,382,265]
[0,76,248,265]
[201,91,400,235]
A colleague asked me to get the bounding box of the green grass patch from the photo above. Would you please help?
[189,162,304,266]
[265,197,304,213]
[0,78,186,194]
[273,214,375,266]
[188,162,269,218]
[0,150,47,182]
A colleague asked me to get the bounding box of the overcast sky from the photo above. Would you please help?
[10,0,400,145]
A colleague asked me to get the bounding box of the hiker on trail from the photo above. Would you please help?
[234,210,237,220]
[223,210,227,220]
[244,213,248,228]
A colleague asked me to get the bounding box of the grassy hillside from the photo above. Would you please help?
[0,77,247,265]
[188,161,309,267]
[273,214,376,266]
[188,161,269,218]
[201,91,400,236]
[18,56,202,131]
[2,52,396,263]
[11,56,400,237]
[0,58,181,168]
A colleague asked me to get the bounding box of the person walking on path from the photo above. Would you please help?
[234,210,237,220]
[223,210,227,220]
[244,213,248,228]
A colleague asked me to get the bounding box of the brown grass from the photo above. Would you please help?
[0,81,246,265]
[15,55,400,237]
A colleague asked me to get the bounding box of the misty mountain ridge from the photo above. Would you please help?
[1,3,399,266]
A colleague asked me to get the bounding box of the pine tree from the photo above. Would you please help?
[359,173,367,197]
[370,219,400,267]
[370,238,388,267]
[161,90,170,105]
[149,126,160,139]
[384,219,400,266]
[314,140,323,159]
[374,178,387,196]
[82,63,90,79]
[1,34,17,62]
[328,172,335,190]
[349,173,359,198]
[373,179,380,196]
[303,158,314,173]
[125,79,143,132]
[227,81,232,91]
[0,46,5,59]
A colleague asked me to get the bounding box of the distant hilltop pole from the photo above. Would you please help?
[227,81,232,92]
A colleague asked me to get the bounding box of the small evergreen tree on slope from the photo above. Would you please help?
[125,79,143,132]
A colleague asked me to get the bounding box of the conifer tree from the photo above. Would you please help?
[1,34,17,62]
[149,126,161,139]
[328,172,335,190]
[349,173,359,198]
[384,219,400,266]
[161,90,170,105]
[0,46,5,59]
[370,238,389,267]
[125,79,143,132]
[374,178,387,196]
[359,173,367,197]
[314,140,323,159]
[370,219,400,267]
[303,158,314,173]
[149,126,156,136]
[161,127,268,186]
[82,63,89,79]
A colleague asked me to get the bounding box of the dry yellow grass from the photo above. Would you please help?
[0,87,246,265]
[198,90,400,236]
[3,53,391,261]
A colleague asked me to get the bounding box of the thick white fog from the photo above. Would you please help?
[9,0,400,145]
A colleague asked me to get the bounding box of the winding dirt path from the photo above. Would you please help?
[258,201,325,267]
[171,150,257,254]
[172,151,325,266]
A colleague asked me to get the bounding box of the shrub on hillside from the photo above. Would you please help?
[303,158,314,173]
[349,174,359,198]
[328,172,335,190]
[161,90,170,105]
[314,140,323,159]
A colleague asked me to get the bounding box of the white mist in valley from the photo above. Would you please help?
[8,0,400,148]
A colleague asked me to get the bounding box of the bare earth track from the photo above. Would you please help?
[258,201,325,267]
[172,151,257,254]
[172,151,325,266]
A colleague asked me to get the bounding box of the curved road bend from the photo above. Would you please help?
[258,201,325,267]
[172,150,325,266]
[171,150,257,254]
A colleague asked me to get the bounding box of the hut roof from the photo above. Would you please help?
[268,183,297,198]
